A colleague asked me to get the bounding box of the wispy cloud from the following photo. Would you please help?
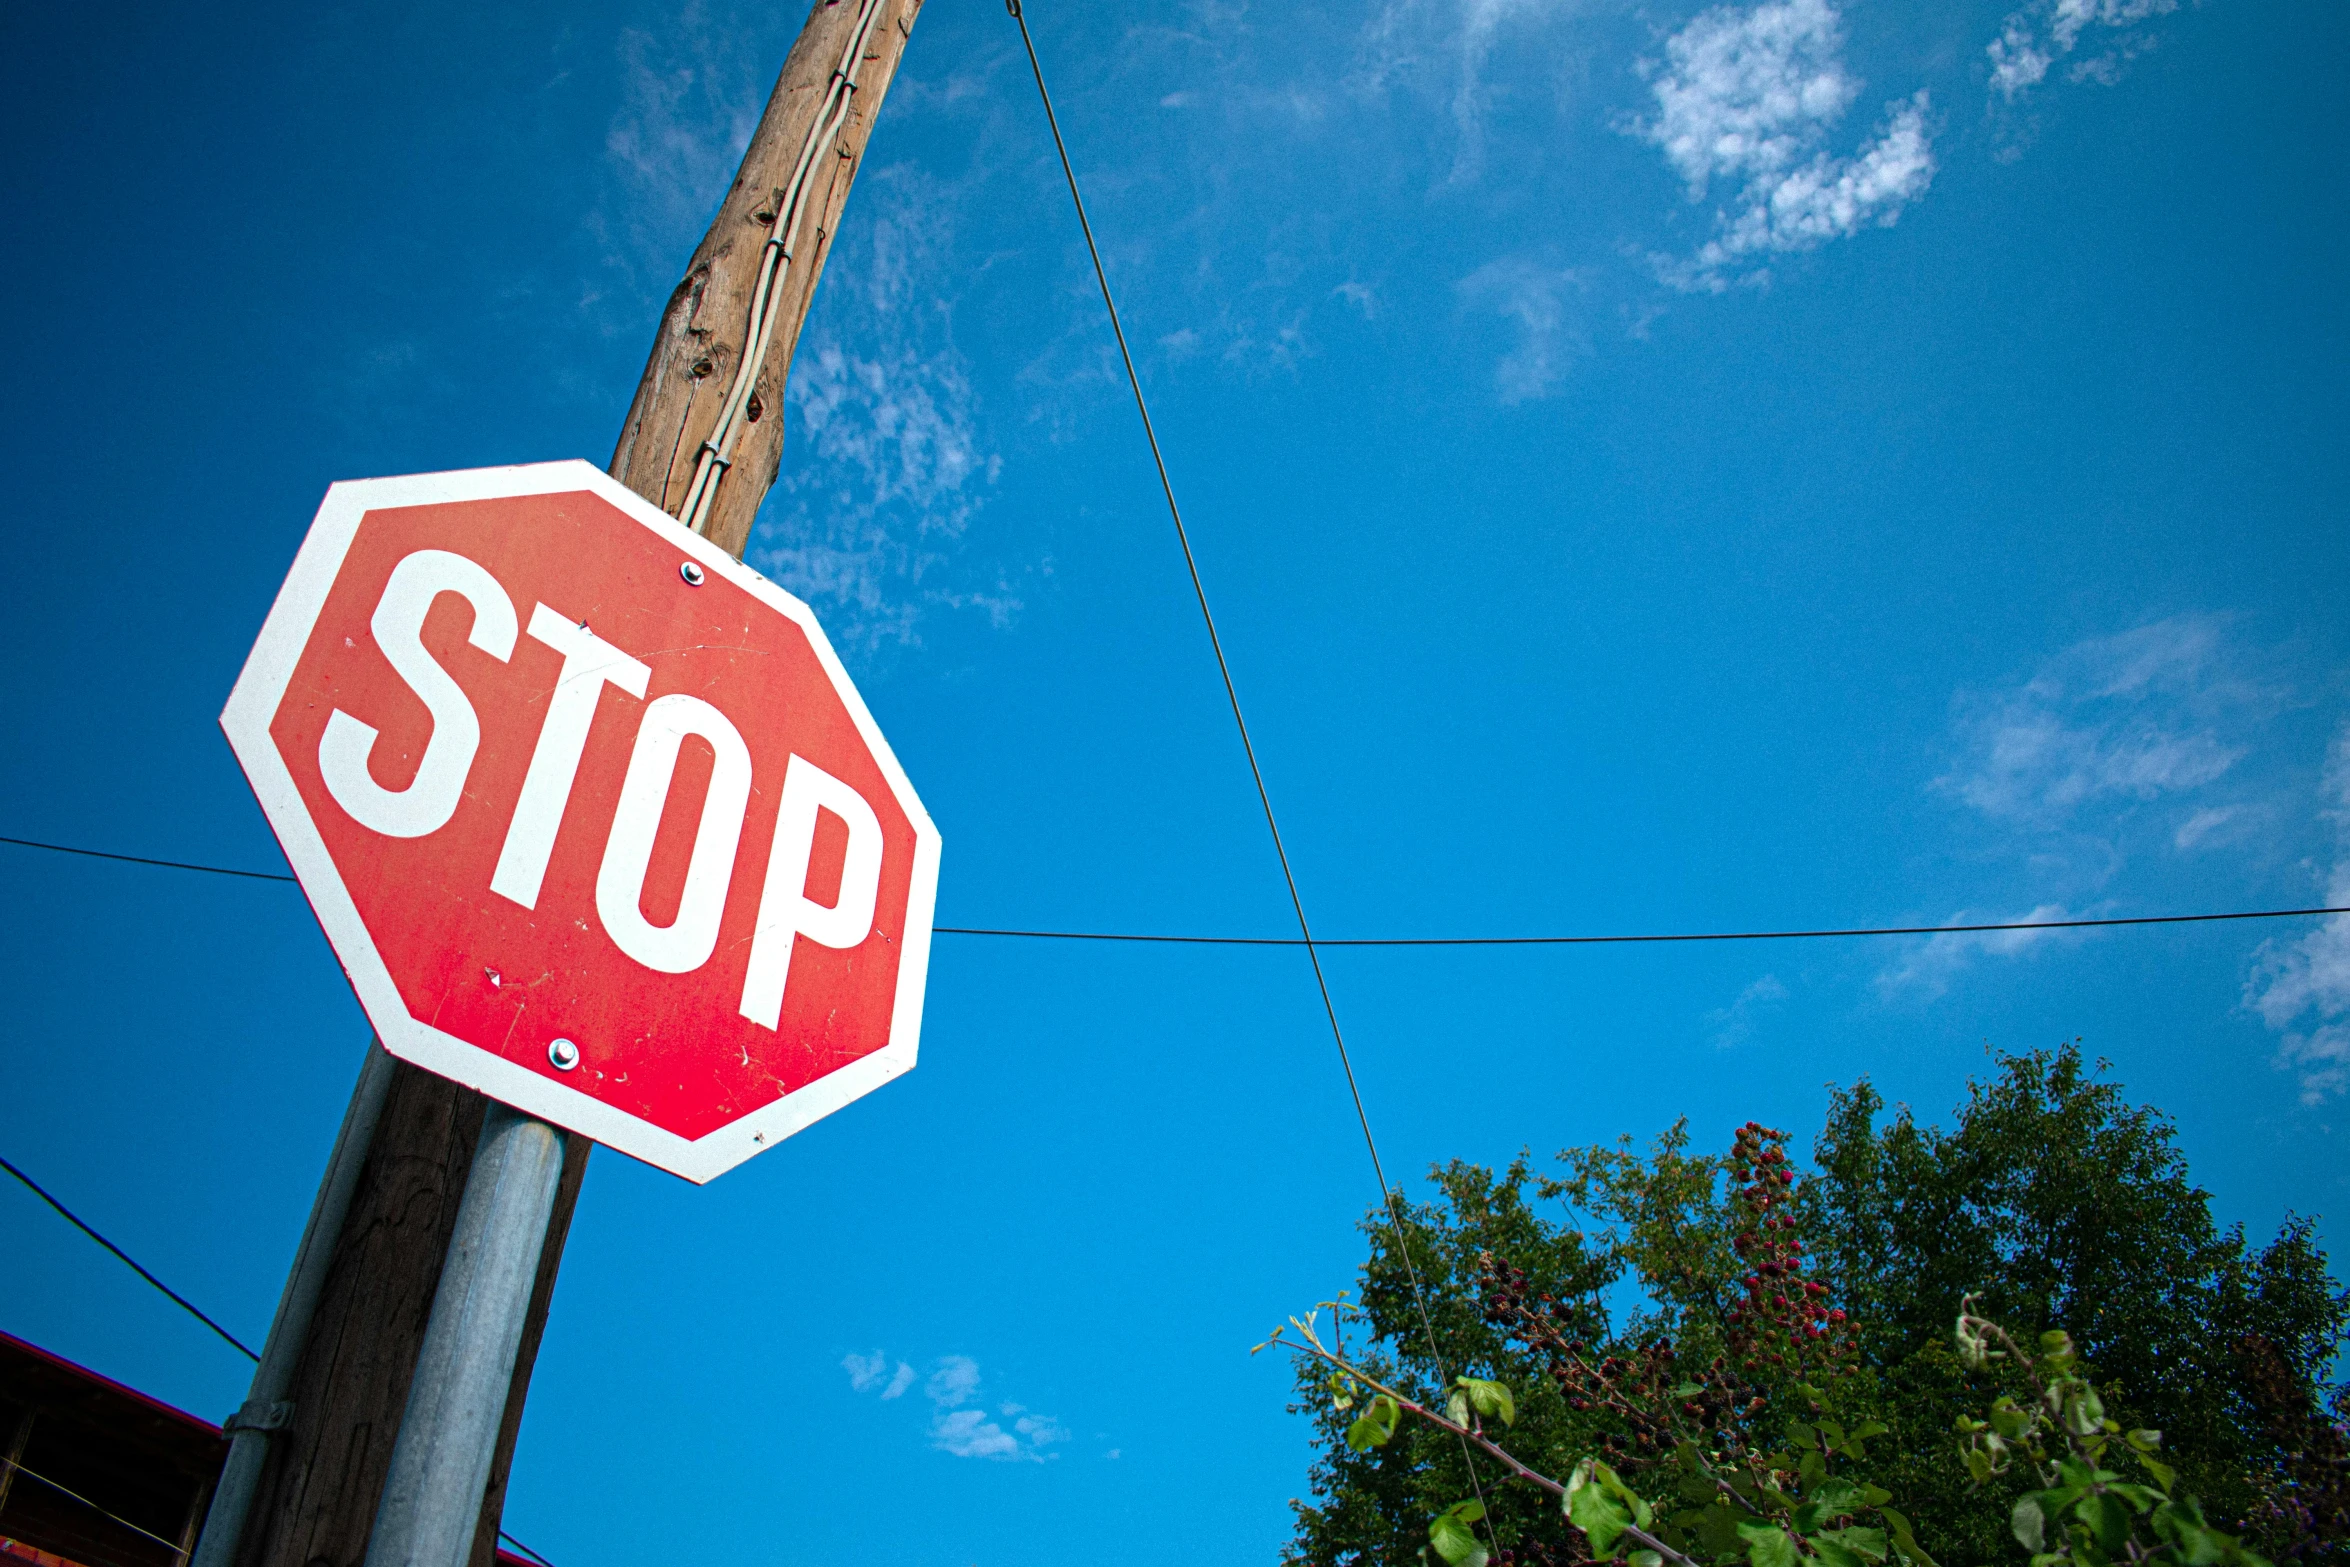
[842,1349,916,1400]
[593,5,782,314]
[2173,804,2253,852]
[846,1351,1068,1462]
[1874,904,2080,1002]
[2243,723,2350,1105]
[752,167,1016,652]
[1706,974,1787,1047]
[1987,0,2178,104]
[1356,0,1580,187]
[1629,0,1935,291]
[1455,258,1589,403]
[1934,616,2257,827]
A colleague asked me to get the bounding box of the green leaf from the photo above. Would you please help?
[2012,1495,2049,1553]
[1431,1504,1488,1567]
[1447,1390,1472,1430]
[1570,1460,1638,1559]
[1345,1395,1400,1452]
[2062,1385,2108,1437]
[1457,1376,1518,1428]
[1631,1553,1663,1567]
[1817,1530,1893,1567]
[1823,1530,1890,1564]
[2133,1449,2177,1492]
[1738,1523,1801,1567]
[1807,1479,1871,1520]
[2076,1491,2129,1554]
[1881,1509,1940,1567]
[2172,1523,2228,1567]
[1696,1504,1748,1558]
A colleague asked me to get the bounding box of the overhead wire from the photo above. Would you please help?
[998,0,1502,1540]
[0,1149,562,1567]
[1,1454,196,1555]
[0,1153,258,1360]
[9,829,2349,948]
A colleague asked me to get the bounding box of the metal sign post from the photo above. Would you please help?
[362,1107,566,1567]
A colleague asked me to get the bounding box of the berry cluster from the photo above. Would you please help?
[1723,1122,1853,1387]
[1479,1252,1758,1473]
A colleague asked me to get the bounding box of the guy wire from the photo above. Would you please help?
[0,1148,562,1567]
[1002,0,1500,1543]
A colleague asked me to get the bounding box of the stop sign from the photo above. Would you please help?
[221,461,941,1182]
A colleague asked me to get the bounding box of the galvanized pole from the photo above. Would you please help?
[190,1041,398,1567]
[361,1105,567,1567]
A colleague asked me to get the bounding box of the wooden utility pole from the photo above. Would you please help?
[613,0,925,559]
[227,5,923,1567]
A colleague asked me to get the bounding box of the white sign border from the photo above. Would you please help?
[221,460,943,1184]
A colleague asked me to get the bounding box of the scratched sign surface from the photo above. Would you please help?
[222,462,940,1182]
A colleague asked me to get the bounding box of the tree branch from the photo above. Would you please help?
[1270,1324,1706,1567]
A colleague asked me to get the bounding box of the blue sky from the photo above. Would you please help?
[2,0,2346,1563]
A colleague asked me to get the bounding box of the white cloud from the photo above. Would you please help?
[751,168,1014,651]
[2244,723,2350,1104]
[594,7,783,309]
[1935,616,2253,824]
[925,1354,982,1408]
[1630,0,1935,291]
[1455,258,1588,403]
[1354,0,1579,186]
[1706,974,1788,1047]
[844,1349,888,1391]
[2173,804,2249,852]
[1987,0,2178,103]
[846,1354,1069,1463]
[931,1407,1025,1460]
[1874,905,2079,1001]
[843,1350,916,1400]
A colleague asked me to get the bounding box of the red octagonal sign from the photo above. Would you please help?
[222,462,942,1182]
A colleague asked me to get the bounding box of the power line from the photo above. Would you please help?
[0,1152,259,1360]
[0,1148,561,1567]
[1,834,295,883]
[3,1454,197,1554]
[7,830,2342,949]
[495,1530,559,1567]
[936,906,2350,946]
[1001,0,1501,1540]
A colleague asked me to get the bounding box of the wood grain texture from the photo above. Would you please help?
[608,0,926,560]
[236,1066,535,1567]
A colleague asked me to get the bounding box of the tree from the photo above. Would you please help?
[1278,1045,2348,1567]
[1801,1044,2350,1562]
